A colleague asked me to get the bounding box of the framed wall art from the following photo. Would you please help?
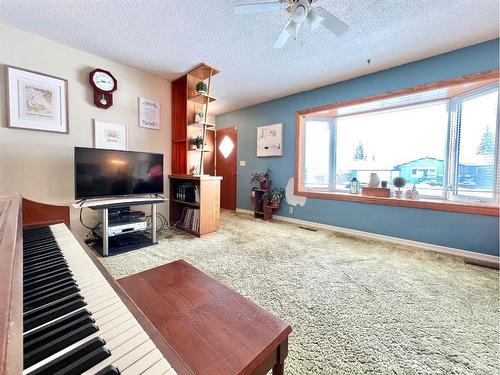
[6,66,68,133]
[94,120,128,150]
[139,97,160,129]
[257,123,283,157]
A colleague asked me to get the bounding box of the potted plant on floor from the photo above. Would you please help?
[250,168,271,190]
[191,135,204,150]
[264,187,286,209]
[393,177,406,198]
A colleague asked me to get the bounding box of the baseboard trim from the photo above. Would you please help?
[235,208,499,268]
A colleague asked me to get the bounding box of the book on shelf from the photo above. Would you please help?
[175,183,200,204]
[179,207,200,232]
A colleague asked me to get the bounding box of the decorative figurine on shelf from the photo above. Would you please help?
[406,184,420,200]
[196,81,208,95]
[368,173,380,187]
[392,177,406,198]
[350,177,360,194]
[381,180,388,188]
[195,112,205,123]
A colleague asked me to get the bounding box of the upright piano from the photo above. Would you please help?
[0,194,291,375]
[0,195,192,375]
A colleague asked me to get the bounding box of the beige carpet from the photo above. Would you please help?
[98,210,499,374]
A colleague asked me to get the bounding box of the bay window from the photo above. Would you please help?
[296,71,499,214]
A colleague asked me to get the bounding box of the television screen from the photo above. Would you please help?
[75,147,164,199]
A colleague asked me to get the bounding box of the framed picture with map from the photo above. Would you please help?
[6,66,69,133]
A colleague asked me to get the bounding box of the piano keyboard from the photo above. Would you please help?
[22,223,176,375]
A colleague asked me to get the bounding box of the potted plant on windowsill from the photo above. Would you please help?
[264,187,286,209]
[191,135,204,150]
[393,177,406,198]
[250,168,271,190]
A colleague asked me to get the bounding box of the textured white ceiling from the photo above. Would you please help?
[0,0,498,114]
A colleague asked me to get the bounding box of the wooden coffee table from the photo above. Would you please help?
[118,260,292,375]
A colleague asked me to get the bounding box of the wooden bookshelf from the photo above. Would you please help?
[171,63,220,176]
[169,174,222,237]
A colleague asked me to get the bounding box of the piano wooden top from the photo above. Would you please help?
[118,260,292,375]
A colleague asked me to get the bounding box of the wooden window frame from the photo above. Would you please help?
[294,69,500,217]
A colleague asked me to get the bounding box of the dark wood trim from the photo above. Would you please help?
[295,190,499,216]
[296,69,499,116]
[21,197,70,229]
[0,195,23,375]
[294,70,500,216]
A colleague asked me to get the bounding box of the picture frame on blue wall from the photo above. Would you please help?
[257,123,283,157]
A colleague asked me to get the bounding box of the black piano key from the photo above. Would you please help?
[24,237,55,246]
[24,309,92,344]
[23,269,72,287]
[24,226,52,235]
[24,246,62,258]
[24,273,74,294]
[95,365,121,375]
[23,253,63,266]
[24,321,99,369]
[24,280,77,302]
[24,290,83,316]
[24,262,69,280]
[23,258,68,278]
[24,295,86,332]
[24,285,80,312]
[24,239,58,250]
[28,337,110,375]
[23,258,67,274]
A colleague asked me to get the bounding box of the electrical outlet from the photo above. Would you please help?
[239,160,246,166]
[288,206,294,214]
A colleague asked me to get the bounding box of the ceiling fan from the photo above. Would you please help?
[234,0,349,48]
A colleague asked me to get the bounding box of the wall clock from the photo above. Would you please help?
[89,68,117,109]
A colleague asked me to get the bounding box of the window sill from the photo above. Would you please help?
[296,190,499,216]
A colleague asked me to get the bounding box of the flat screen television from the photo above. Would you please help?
[75,147,164,199]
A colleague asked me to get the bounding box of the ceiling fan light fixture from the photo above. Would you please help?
[307,11,324,31]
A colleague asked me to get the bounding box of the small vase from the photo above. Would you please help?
[260,180,269,190]
[395,189,403,198]
[368,173,380,188]
[381,181,388,188]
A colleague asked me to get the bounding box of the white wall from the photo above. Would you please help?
[0,23,171,230]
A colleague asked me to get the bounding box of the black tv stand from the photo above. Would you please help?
[72,196,166,256]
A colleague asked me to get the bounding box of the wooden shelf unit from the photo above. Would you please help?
[252,188,272,221]
[169,174,222,237]
[171,63,220,176]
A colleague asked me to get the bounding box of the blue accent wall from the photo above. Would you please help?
[216,39,500,256]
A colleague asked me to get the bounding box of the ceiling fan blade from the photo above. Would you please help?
[273,19,294,48]
[234,1,283,15]
[313,6,349,37]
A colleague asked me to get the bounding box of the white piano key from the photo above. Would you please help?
[120,348,163,375]
[85,331,150,373]
[142,358,173,375]
[106,324,144,350]
[106,340,156,372]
